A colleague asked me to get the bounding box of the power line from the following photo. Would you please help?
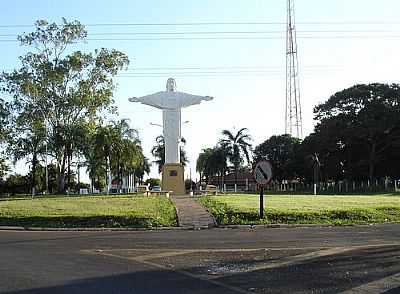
[2,21,400,28]
[1,65,340,73]
[115,69,339,78]
[0,22,285,28]
[3,29,400,38]
[2,35,400,42]
[123,65,338,71]
[117,68,337,75]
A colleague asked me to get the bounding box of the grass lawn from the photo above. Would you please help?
[0,195,177,228]
[199,194,400,225]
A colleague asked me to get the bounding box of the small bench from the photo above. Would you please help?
[136,185,149,193]
[145,191,170,198]
[203,185,218,196]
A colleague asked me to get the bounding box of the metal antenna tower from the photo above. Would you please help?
[285,0,303,138]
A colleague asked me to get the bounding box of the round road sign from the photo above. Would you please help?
[253,160,273,185]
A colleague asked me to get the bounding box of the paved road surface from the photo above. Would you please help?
[1,224,400,293]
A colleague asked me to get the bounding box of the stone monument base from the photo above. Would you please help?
[162,163,185,195]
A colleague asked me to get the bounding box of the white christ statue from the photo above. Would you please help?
[129,78,213,164]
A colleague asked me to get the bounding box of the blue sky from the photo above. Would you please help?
[2,0,400,180]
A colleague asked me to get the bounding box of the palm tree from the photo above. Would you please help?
[12,132,46,196]
[197,147,227,187]
[151,135,188,173]
[210,147,228,187]
[83,119,142,193]
[109,120,141,192]
[219,128,252,187]
[196,148,213,185]
[134,157,151,185]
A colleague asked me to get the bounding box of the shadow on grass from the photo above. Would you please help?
[0,193,143,202]
[223,191,400,196]
[0,216,163,228]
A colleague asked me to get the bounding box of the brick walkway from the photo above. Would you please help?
[170,195,216,229]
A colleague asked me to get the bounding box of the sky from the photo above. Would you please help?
[1,0,400,181]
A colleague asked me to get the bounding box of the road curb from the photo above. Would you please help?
[0,226,190,232]
[0,223,380,232]
[218,223,378,229]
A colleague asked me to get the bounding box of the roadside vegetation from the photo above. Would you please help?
[0,195,177,228]
[199,194,400,225]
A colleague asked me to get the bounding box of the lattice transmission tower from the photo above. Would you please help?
[285,0,303,138]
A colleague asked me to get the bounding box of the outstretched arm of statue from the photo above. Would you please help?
[128,92,166,110]
[176,92,214,108]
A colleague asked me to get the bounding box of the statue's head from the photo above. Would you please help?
[166,78,177,92]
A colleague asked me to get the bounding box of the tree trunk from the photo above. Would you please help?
[368,143,376,182]
[106,156,110,194]
[31,153,38,196]
[67,152,71,192]
[234,167,238,189]
[57,150,67,193]
[118,157,122,193]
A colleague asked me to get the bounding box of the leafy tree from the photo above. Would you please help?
[196,148,210,184]
[0,98,10,178]
[219,128,252,185]
[2,173,29,195]
[314,83,400,181]
[254,134,301,181]
[144,178,161,188]
[84,124,110,191]
[0,98,9,141]
[151,135,188,173]
[35,164,59,194]
[134,157,150,185]
[0,158,8,180]
[84,120,146,193]
[9,117,46,196]
[196,147,227,184]
[1,19,129,193]
[109,120,143,191]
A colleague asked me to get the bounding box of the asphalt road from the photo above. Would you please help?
[1,224,400,294]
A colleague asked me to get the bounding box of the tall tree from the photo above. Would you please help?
[196,147,227,184]
[109,119,140,191]
[0,98,10,178]
[84,120,146,192]
[134,157,151,185]
[219,128,252,185]
[1,19,129,193]
[9,114,46,196]
[151,135,188,173]
[254,134,301,181]
[314,83,400,181]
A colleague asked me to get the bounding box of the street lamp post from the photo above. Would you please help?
[312,153,320,195]
[77,155,80,194]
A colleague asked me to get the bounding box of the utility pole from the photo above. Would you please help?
[285,0,303,138]
[45,119,49,195]
[77,155,80,194]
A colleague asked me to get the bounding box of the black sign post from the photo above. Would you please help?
[253,160,273,220]
[259,186,264,219]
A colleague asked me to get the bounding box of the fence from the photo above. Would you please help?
[208,178,400,194]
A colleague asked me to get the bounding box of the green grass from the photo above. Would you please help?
[199,194,400,225]
[0,195,177,228]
